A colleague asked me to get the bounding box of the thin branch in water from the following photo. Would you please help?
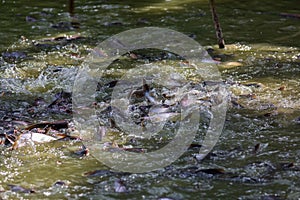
[69,0,74,16]
[209,0,225,49]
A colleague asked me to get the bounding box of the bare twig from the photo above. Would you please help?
[209,0,225,49]
[69,0,74,16]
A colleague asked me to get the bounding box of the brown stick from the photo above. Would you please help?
[69,0,74,16]
[68,0,80,28]
[209,0,225,49]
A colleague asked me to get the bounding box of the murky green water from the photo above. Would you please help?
[0,0,299,199]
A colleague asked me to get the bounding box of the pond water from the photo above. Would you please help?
[0,0,299,199]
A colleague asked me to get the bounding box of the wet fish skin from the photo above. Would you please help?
[8,184,35,193]
[24,120,68,131]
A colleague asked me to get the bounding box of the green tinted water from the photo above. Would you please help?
[0,0,299,199]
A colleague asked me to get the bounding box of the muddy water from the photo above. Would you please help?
[0,0,299,199]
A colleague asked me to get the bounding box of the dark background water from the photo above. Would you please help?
[0,0,299,50]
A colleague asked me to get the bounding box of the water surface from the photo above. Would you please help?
[0,0,299,199]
